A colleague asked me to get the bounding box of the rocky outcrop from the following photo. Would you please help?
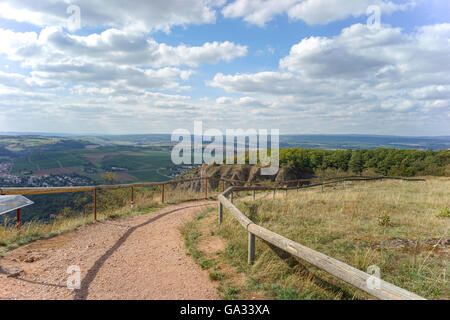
[177,164,314,191]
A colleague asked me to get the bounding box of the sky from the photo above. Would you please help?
[0,0,448,136]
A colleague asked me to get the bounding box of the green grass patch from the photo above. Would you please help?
[181,208,216,271]
[437,207,450,218]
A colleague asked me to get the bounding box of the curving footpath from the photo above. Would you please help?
[0,200,218,300]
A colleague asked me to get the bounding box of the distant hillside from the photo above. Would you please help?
[1,133,449,150]
[279,134,450,150]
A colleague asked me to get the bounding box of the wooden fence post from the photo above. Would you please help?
[219,203,223,224]
[130,186,134,209]
[230,191,234,203]
[273,189,276,199]
[93,188,97,221]
[205,178,208,199]
[252,190,255,200]
[161,184,165,203]
[248,232,255,264]
[16,208,21,232]
[285,189,288,197]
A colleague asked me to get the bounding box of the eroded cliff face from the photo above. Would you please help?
[176,164,314,192]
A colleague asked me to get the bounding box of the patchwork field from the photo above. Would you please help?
[9,147,175,183]
[11,152,86,174]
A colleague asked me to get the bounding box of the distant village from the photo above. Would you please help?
[0,162,94,187]
[0,161,199,187]
[166,165,200,178]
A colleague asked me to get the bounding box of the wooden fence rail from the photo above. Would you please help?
[0,177,209,195]
[0,175,424,196]
[0,173,427,298]
[217,180,426,300]
[1,175,425,247]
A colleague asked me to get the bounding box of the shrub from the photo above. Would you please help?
[209,270,225,281]
[437,207,450,218]
[377,213,392,226]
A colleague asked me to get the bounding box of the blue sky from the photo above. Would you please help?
[0,0,448,136]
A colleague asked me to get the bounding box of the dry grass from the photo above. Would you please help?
[202,177,449,299]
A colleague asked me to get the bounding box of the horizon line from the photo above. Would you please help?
[0,132,449,139]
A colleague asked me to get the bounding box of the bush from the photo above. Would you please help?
[437,207,450,218]
[377,213,392,226]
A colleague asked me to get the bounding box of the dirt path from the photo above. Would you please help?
[0,200,218,300]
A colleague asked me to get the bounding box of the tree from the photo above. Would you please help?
[101,172,117,184]
[349,151,364,174]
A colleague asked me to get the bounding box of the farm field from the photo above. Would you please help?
[9,147,175,183]
[0,135,178,184]
[184,178,449,300]
[86,150,173,182]
[10,149,89,175]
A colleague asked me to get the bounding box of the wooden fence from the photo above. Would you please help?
[0,174,428,299]
[1,177,209,229]
[0,175,424,230]
[217,177,426,300]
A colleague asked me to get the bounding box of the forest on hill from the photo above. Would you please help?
[279,148,449,177]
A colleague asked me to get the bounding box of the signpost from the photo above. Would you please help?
[0,195,34,231]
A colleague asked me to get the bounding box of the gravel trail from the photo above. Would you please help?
[0,200,218,300]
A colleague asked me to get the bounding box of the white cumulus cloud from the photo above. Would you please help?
[222,0,415,26]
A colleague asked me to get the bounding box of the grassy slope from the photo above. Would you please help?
[183,177,449,300]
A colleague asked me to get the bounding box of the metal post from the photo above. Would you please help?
[94,188,97,221]
[248,232,255,264]
[205,178,208,199]
[344,180,346,188]
[321,184,324,192]
[252,190,255,200]
[230,191,234,203]
[130,186,134,209]
[273,189,276,199]
[219,203,223,224]
[16,208,21,232]
[285,189,288,197]
[161,184,165,203]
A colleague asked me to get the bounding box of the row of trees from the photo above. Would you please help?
[279,148,449,176]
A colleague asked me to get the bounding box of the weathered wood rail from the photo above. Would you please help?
[0,173,427,299]
[0,176,209,229]
[217,178,426,300]
[0,175,424,196]
[1,174,424,237]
